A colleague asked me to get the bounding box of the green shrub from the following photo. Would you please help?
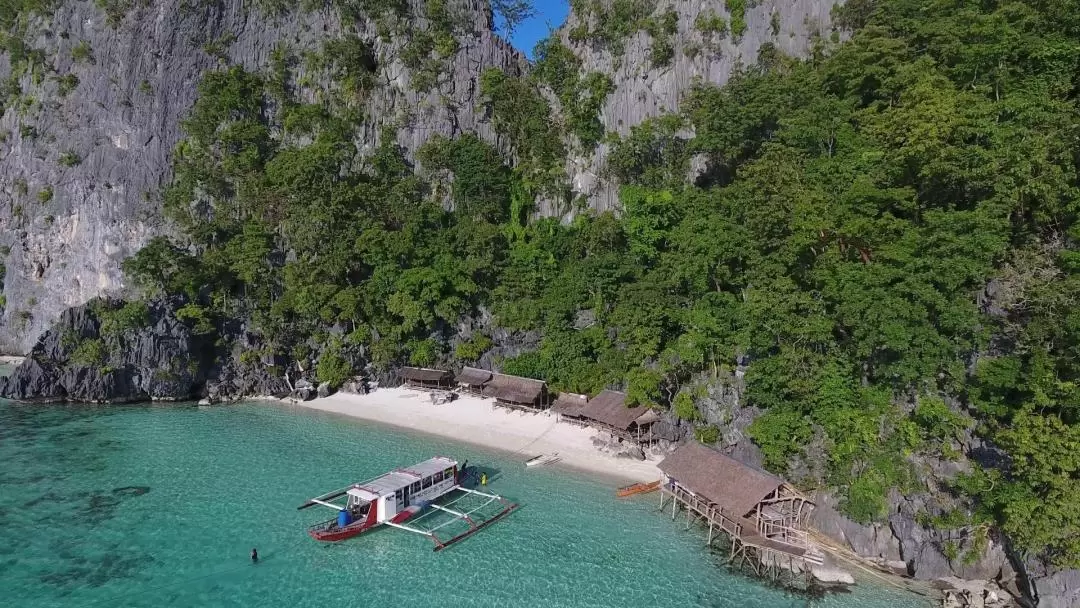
[407,339,439,367]
[455,334,493,362]
[58,151,80,167]
[55,73,79,96]
[673,391,700,421]
[71,41,94,64]
[70,338,107,367]
[99,300,150,336]
[316,349,352,388]
[695,424,720,444]
[37,185,52,203]
[841,471,888,524]
[95,0,133,26]
[174,303,216,335]
[695,10,728,39]
[725,0,747,39]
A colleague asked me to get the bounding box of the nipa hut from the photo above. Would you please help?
[551,392,588,426]
[577,390,658,441]
[455,366,492,395]
[397,367,453,390]
[657,441,818,569]
[482,373,548,410]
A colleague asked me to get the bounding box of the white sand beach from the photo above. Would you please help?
[283,387,663,483]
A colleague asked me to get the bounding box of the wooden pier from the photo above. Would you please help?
[656,443,824,581]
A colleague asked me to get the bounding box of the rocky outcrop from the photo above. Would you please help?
[0,297,217,402]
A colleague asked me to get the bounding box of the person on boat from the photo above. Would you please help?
[480,472,487,486]
[251,548,258,562]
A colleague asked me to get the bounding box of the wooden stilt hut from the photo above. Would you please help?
[482,373,548,411]
[455,366,492,396]
[397,367,453,390]
[577,390,658,442]
[657,442,822,577]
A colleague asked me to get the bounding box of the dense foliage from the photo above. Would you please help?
[119,0,1080,568]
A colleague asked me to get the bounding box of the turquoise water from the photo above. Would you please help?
[0,401,931,607]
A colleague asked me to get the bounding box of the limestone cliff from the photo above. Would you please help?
[556,0,841,211]
[0,0,523,353]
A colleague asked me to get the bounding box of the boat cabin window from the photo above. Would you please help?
[433,471,443,483]
[444,467,454,478]
[411,481,421,493]
[422,476,432,489]
[394,489,403,503]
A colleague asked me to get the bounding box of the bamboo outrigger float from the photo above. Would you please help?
[298,457,518,550]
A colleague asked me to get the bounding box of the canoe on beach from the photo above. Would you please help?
[616,480,661,498]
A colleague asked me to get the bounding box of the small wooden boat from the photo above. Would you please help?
[524,453,560,468]
[616,480,661,498]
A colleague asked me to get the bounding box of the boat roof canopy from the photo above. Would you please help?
[307,457,459,507]
[346,487,380,501]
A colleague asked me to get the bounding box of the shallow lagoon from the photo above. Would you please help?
[0,401,931,607]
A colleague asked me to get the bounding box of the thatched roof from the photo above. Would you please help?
[579,390,649,430]
[482,373,546,404]
[398,367,452,382]
[634,409,662,426]
[456,366,492,386]
[658,442,784,518]
[552,393,588,416]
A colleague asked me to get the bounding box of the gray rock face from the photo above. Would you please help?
[0,0,524,354]
[0,297,217,402]
[1025,558,1080,608]
[810,493,904,563]
[559,0,843,213]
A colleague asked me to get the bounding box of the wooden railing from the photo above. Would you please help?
[759,520,810,547]
[668,482,743,539]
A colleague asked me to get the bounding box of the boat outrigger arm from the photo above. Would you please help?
[384,486,518,551]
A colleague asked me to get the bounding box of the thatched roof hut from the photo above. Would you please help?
[658,442,787,518]
[482,373,547,408]
[456,366,492,389]
[551,393,588,418]
[578,390,650,431]
[398,367,453,388]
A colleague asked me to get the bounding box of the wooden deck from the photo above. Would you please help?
[660,482,823,577]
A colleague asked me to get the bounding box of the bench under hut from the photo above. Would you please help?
[551,392,589,426]
[455,366,492,395]
[482,373,548,411]
[397,367,453,390]
[578,390,658,442]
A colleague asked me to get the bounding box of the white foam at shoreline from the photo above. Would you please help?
[278,387,662,483]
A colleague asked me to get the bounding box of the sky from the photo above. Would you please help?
[499,0,571,59]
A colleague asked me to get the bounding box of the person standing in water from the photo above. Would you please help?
[251,548,258,562]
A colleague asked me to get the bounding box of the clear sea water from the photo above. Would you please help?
[0,401,932,608]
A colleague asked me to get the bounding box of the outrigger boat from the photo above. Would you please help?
[298,457,518,551]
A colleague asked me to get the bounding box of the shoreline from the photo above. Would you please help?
[265,387,663,484]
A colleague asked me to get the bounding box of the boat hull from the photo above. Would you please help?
[616,480,661,498]
[309,520,379,542]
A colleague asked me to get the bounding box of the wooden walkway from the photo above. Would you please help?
[659,482,823,576]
